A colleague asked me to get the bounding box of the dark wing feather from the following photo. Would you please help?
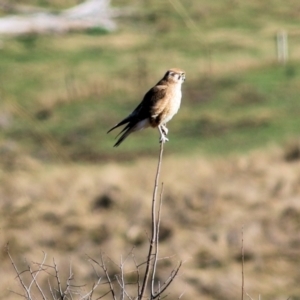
[108,85,168,146]
[107,115,132,133]
[140,85,168,118]
[107,85,167,133]
[148,85,169,116]
[113,124,133,147]
[107,102,142,134]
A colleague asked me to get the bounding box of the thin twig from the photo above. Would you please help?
[48,278,56,300]
[157,281,161,300]
[6,244,30,299]
[151,183,164,297]
[178,291,185,299]
[7,289,27,298]
[95,289,112,299]
[88,257,101,279]
[80,277,102,300]
[131,252,141,296]
[139,142,164,299]
[53,258,64,299]
[246,293,254,300]
[153,261,182,299]
[116,274,133,300]
[119,255,125,300]
[63,262,74,298]
[28,252,47,300]
[100,253,117,300]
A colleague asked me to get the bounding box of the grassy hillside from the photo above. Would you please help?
[1,0,300,162]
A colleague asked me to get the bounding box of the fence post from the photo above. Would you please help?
[276,30,288,64]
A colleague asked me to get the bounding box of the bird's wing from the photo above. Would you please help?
[107,85,168,133]
[141,85,169,119]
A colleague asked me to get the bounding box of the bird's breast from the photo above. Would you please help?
[149,84,182,127]
[163,88,182,124]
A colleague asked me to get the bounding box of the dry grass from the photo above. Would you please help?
[1,144,300,299]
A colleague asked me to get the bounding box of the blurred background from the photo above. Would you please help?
[1,0,300,299]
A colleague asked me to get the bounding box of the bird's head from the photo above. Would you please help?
[164,68,186,84]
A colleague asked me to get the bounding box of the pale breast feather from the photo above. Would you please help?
[163,87,182,123]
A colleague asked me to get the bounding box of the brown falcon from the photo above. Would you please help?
[107,68,185,147]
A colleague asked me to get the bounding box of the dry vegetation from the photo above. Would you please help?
[2,142,300,299]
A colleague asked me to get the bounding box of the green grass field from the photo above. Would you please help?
[1,0,300,162]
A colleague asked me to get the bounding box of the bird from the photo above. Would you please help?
[107,68,185,147]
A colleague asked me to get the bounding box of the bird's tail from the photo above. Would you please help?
[113,118,150,147]
[113,125,135,147]
[107,115,132,134]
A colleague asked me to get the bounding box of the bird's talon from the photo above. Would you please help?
[159,135,169,143]
[161,125,169,136]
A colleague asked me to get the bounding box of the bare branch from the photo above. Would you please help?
[151,183,164,296]
[80,277,102,300]
[86,254,100,266]
[157,281,161,300]
[27,252,47,300]
[7,135,182,300]
[48,278,56,300]
[152,261,182,299]
[53,258,64,299]
[119,256,125,300]
[95,289,112,299]
[88,259,101,279]
[131,253,141,296]
[100,252,116,300]
[7,289,28,299]
[139,142,164,300]
[178,291,185,299]
[246,293,255,300]
[6,244,30,299]
[62,262,74,298]
[115,274,133,300]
